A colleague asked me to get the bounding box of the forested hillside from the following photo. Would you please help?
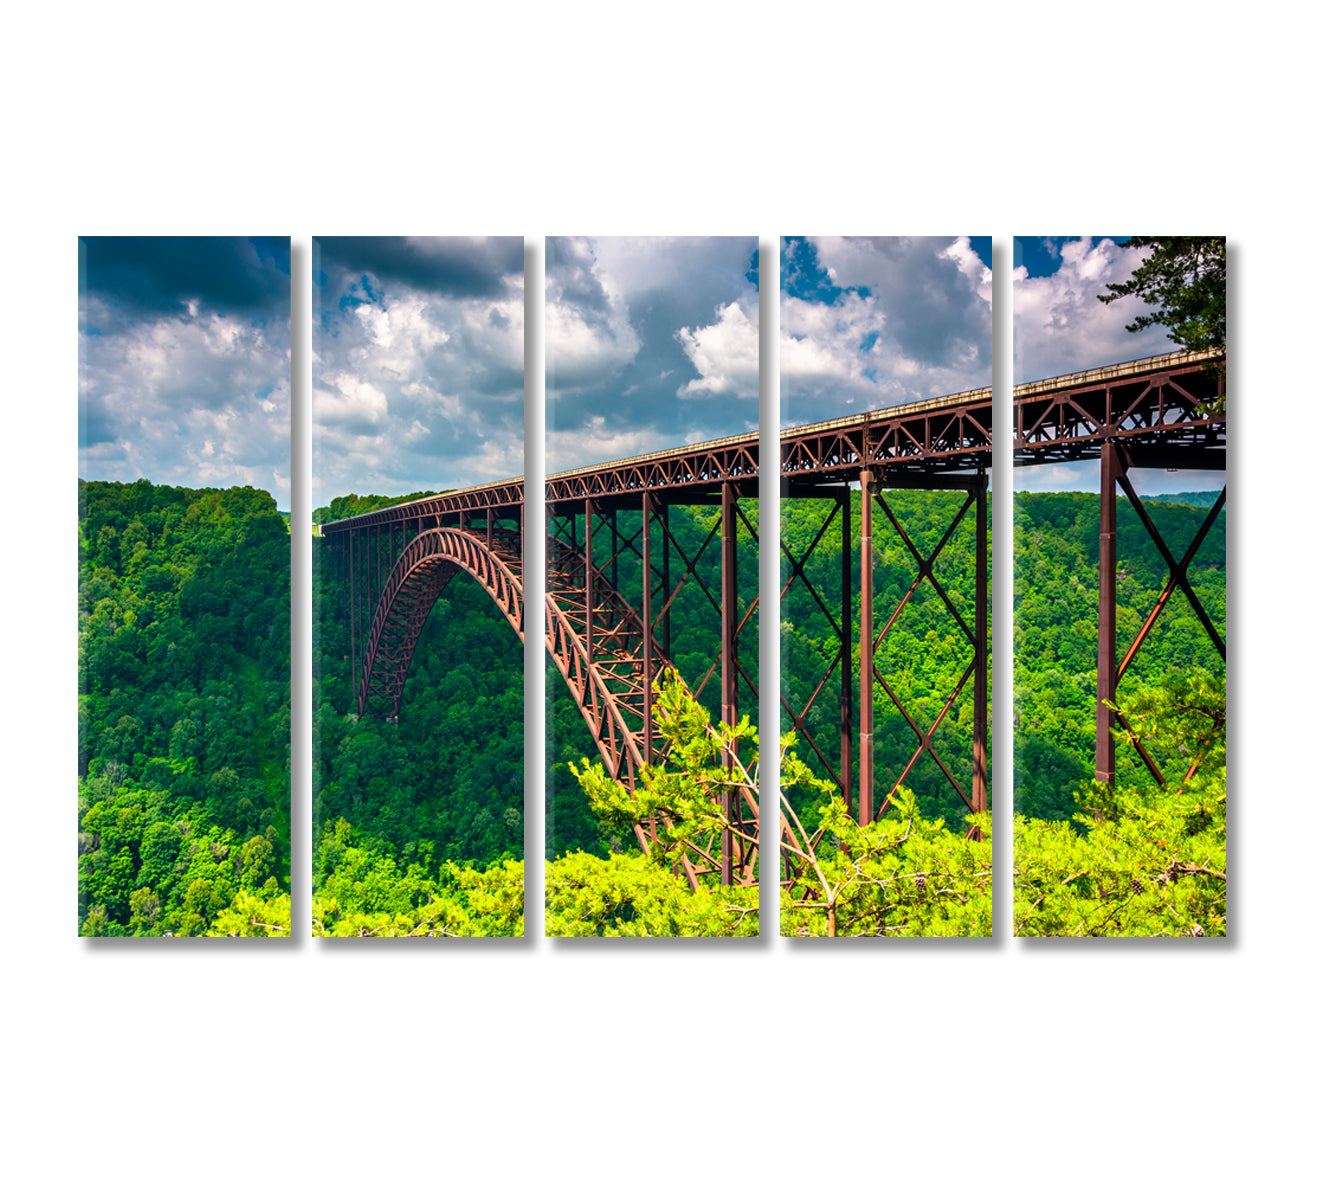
[78,480,291,936]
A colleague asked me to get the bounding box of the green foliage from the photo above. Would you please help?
[781,792,992,937]
[208,889,292,937]
[78,480,291,935]
[313,497,525,886]
[312,491,442,527]
[1015,672,1226,937]
[553,670,761,936]
[546,501,760,860]
[1098,236,1226,357]
[545,852,756,937]
[556,669,991,937]
[310,818,522,936]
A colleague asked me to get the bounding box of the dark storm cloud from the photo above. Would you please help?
[78,236,292,506]
[79,236,290,319]
[316,236,522,300]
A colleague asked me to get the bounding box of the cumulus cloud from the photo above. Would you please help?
[545,237,642,392]
[676,297,759,399]
[1014,237,1174,382]
[780,236,992,427]
[546,236,758,469]
[313,236,524,505]
[78,237,292,507]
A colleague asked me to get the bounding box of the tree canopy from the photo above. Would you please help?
[78,480,291,936]
[1098,236,1226,356]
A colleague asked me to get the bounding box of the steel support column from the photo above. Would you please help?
[642,491,653,776]
[859,468,875,826]
[1096,441,1121,785]
[347,533,356,708]
[841,485,854,818]
[720,482,739,883]
[970,476,989,835]
[661,503,671,660]
[584,498,594,650]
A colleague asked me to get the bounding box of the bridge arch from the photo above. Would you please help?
[356,522,759,883]
[358,526,523,718]
[357,525,663,792]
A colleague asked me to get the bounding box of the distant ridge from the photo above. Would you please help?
[1140,490,1225,509]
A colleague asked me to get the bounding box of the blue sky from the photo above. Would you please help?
[780,236,993,426]
[1014,236,1218,493]
[78,236,292,507]
[312,236,524,507]
[545,237,758,471]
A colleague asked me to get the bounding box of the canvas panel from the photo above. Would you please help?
[312,236,526,937]
[778,235,994,937]
[544,236,760,937]
[78,236,293,937]
[1012,236,1227,937]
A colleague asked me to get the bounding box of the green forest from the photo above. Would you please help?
[308,485,1222,937]
[78,480,291,936]
[78,478,1223,937]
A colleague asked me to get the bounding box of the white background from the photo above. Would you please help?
[5,4,1328,1196]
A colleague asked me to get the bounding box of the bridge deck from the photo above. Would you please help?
[320,349,1224,532]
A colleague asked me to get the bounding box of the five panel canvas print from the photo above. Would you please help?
[77,235,1226,938]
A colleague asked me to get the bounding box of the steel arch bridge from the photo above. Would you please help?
[319,348,1226,886]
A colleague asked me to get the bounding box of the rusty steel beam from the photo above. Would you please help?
[642,491,653,773]
[1096,441,1121,785]
[859,468,875,827]
[841,485,853,816]
[971,475,988,837]
[720,481,738,885]
[321,351,1223,543]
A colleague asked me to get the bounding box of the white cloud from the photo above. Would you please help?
[312,247,524,505]
[676,298,759,399]
[546,416,656,474]
[1014,237,1174,382]
[545,236,758,464]
[78,300,291,507]
[314,373,388,427]
[545,239,641,392]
